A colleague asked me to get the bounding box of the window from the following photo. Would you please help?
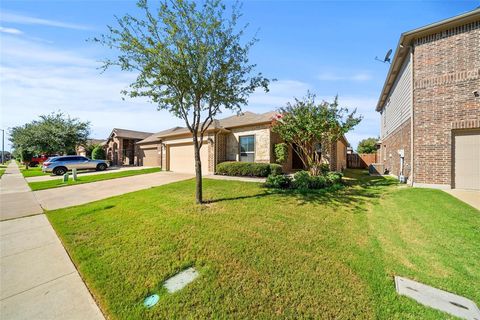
[239,135,255,162]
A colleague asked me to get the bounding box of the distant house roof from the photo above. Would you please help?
[153,111,277,139]
[137,127,184,144]
[376,8,480,112]
[108,128,153,140]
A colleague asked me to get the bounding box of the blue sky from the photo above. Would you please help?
[1,0,478,151]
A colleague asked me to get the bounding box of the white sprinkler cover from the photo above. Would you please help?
[395,276,480,320]
[163,267,199,293]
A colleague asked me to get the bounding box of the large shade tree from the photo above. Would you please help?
[357,137,379,154]
[96,0,270,204]
[272,93,361,175]
[9,112,90,166]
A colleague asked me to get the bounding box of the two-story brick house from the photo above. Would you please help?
[376,8,480,190]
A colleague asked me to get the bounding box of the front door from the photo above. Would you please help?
[292,144,305,170]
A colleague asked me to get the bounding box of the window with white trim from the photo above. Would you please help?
[239,135,255,162]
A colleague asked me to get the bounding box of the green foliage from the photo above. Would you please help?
[272,93,361,175]
[265,174,292,189]
[326,171,343,185]
[95,0,271,203]
[269,164,283,176]
[91,146,106,160]
[293,170,311,190]
[274,143,288,164]
[265,170,343,190]
[216,162,282,177]
[319,163,330,175]
[9,112,90,156]
[309,175,327,189]
[357,137,379,154]
[19,148,34,166]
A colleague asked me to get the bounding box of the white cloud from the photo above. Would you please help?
[0,35,183,150]
[317,72,372,82]
[248,79,312,111]
[0,26,23,35]
[0,11,91,30]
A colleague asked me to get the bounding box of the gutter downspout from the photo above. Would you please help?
[409,45,415,186]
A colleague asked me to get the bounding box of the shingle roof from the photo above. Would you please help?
[155,111,277,139]
[137,127,185,144]
[112,128,153,140]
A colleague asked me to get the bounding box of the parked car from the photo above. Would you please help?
[29,154,58,167]
[42,156,109,176]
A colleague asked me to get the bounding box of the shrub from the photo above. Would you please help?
[274,143,288,164]
[320,163,330,175]
[326,171,343,185]
[216,162,280,177]
[265,174,292,189]
[269,164,283,176]
[309,175,327,189]
[293,170,310,190]
[92,146,106,160]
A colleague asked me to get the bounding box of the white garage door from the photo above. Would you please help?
[142,147,160,167]
[169,143,209,174]
[454,130,480,190]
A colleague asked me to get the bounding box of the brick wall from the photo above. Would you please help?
[413,20,480,187]
[379,118,411,178]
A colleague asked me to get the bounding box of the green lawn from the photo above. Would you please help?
[29,167,161,191]
[20,166,50,177]
[47,170,480,319]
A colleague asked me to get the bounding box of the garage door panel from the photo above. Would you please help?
[454,131,480,190]
[169,144,209,174]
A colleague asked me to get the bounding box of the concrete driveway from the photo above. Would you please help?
[35,171,194,210]
[26,165,157,182]
[444,189,480,211]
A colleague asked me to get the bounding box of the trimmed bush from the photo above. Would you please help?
[326,171,343,185]
[320,163,330,175]
[269,164,283,176]
[216,162,282,177]
[92,146,106,160]
[265,174,292,189]
[309,175,327,189]
[293,171,310,190]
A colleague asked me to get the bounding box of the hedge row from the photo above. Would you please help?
[216,161,283,177]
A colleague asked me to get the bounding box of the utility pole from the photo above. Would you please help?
[0,129,4,165]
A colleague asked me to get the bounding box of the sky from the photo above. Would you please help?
[1,0,478,151]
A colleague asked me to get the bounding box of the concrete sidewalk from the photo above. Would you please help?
[35,171,194,210]
[26,165,156,182]
[1,162,43,221]
[0,162,105,319]
[1,215,104,320]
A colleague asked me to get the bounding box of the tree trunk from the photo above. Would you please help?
[192,135,203,204]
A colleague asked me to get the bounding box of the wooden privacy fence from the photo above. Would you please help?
[347,153,377,169]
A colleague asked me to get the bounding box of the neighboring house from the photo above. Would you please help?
[104,128,152,166]
[76,139,106,157]
[136,111,348,174]
[376,8,480,190]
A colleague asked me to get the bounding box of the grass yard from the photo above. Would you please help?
[20,165,50,177]
[47,170,480,319]
[29,167,161,191]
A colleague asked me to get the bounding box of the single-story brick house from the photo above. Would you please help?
[136,111,348,174]
[104,128,153,166]
[376,8,479,190]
